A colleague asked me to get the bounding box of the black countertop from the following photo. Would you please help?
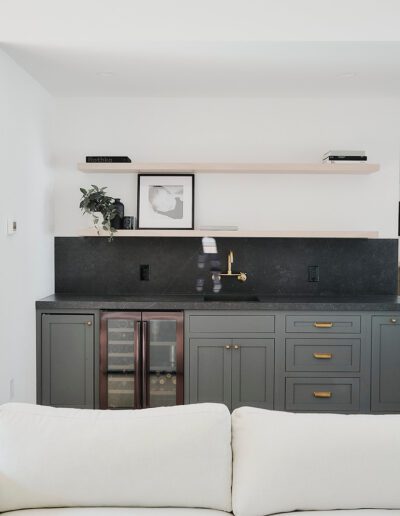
[36,294,400,311]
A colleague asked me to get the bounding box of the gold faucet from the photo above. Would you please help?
[219,250,247,282]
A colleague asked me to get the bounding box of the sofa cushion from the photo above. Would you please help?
[232,407,400,516]
[0,403,232,513]
[1,510,232,515]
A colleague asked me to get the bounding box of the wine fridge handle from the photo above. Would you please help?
[142,320,149,408]
[134,320,142,409]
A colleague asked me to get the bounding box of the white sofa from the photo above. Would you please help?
[1,403,400,516]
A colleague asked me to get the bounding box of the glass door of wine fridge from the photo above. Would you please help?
[100,311,184,409]
[142,312,184,408]
[100,312,142,409]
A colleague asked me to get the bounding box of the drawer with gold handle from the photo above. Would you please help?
[286,338,360,372]
[286,315,361,334]
[285,378,360,412]
[313,352,333,360]
[313,322,333,329]
[313,391,332,399]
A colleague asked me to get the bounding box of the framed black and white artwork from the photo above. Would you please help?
[137,174,195,229]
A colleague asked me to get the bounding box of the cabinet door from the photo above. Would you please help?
[372,316,400,412]
[42,314,94,408]
[100,312,141,409]
[142,312,184,409]
[189,338,232,408]
[231,338,274,410]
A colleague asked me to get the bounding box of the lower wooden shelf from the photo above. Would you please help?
[77,229,379,238]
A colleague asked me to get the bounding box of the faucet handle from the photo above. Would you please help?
[228,250,234,262]
[238,272,247,282]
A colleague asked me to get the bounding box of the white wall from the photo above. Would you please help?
[0,50,54,404]
[52,97,400,238]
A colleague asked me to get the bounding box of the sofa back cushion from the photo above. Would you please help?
[232,407,400,516]
[0,403,232,513]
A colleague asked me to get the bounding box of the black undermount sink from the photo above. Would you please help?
[203,294,260,302]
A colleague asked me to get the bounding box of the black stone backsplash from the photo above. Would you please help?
[55,237,398,296]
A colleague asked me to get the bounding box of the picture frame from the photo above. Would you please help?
[137,174,195,229]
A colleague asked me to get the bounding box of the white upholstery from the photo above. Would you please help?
[1,510,399,516]
[0,403,232,513]
[1,510,231,515]
[279,513,400,516]
[232,407,400,516]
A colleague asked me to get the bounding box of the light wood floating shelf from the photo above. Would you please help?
[78,229,379,239]
[78,162,380,174]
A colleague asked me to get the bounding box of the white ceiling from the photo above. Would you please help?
[1,0,400,97]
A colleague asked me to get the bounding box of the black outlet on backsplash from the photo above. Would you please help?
[140,264,150,281]
[308,265,320,282]
[55,237,398,296]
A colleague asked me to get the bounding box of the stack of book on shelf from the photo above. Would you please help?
[323,150,367,163]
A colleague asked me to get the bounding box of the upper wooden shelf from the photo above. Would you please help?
[78,162,380,174]
[78,229,379,239]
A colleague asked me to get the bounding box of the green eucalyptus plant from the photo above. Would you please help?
[79,185,117,241]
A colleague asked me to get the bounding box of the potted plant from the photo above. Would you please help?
[79,185,117,241]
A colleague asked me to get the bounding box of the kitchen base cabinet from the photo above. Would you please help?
[372,316,400,412]
[40,314,95,409]
[189,339,232,406]
[36,308,400,414]
[231,339,274,410]
[189,337,274,410]
[186,312,275,411]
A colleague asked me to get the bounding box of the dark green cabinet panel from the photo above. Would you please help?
[41,314,94,409]
[372,316,400,412]
[286,377,360,412]
[188,314,275,334]
[188,332,274,411]
[189,338,231,406]
[285,338,361,373]
[231,339,274,410]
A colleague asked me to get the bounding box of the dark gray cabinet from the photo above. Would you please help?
[36,308,400,414]
[186,312,275,411]
[41,314,95,408]
[188,337,274,410]
[372,316,400,412]
[231,338,274,410]
[189,338,232,406]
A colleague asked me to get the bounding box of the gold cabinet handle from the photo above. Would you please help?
[313,322,333,329]
[391,318,397,324]
[313,352,333,359]
[233,345,240,350]
[87,321,92,326]
[225,345,231,350]
[313,391,332,399]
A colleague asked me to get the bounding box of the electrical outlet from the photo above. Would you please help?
[9,378,14,400]
[140,264,150,281]
[308,265,320,282]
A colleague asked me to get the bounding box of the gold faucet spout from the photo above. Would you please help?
[227,250,234,274]
[218,250,247,282]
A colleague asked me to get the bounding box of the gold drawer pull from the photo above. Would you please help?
[313,322,333,329]
[224,345,231,350]
[313,352,333,359]
[233,345,240,350]
[313,391,332,399]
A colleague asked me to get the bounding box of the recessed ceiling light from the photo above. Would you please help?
[96,71,114,78]
[338,72,357,79]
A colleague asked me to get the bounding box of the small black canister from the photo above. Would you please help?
[111,198,125,229]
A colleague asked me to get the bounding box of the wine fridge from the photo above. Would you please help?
[100,311,184,409]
